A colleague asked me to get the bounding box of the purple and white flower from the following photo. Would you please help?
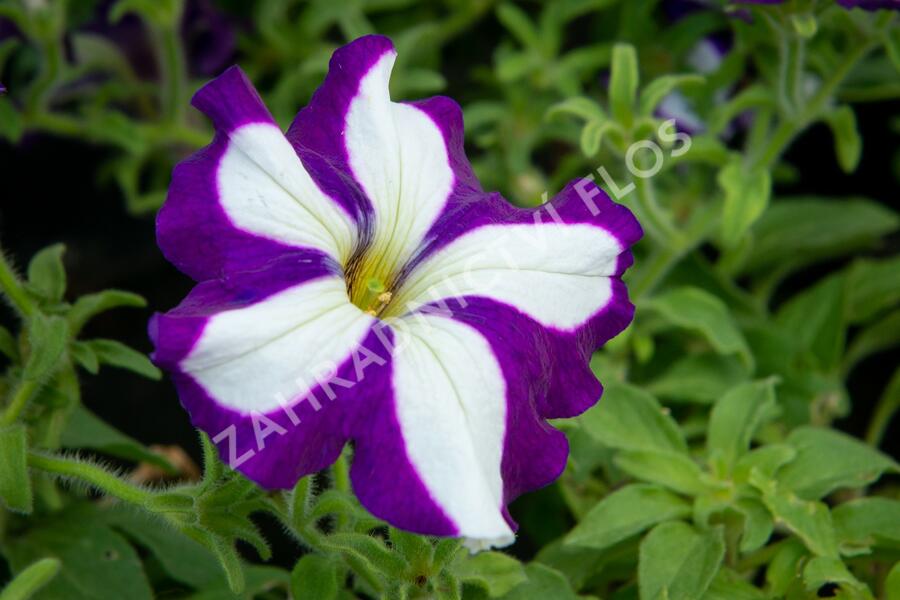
[150,35,640,550]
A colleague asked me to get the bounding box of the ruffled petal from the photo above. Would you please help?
[158,66,357,282]
[354,314,515,548]
[149,254,378,487]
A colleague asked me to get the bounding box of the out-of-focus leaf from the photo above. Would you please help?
[887,563,900,600]
[832,497,900,550]
[743,198,898,274]
[609,43,638,125]
[825,106,862,173]
[579,382,687,454]
[499,563,581,600]
[546,96,606,123]
[0,97,23,143]
[60,405,175,473]
[566,484,691,550]
[0,558,61,600]
[66,290,146,334]
[3,505,153,600]
[765,539,807,596]
[638,521,724,600]
[644,287,753,369]
[754,478,839,558]
[734,444,797,483]
[845,309,900,370]
[23,315,68,382]
[775,275,847,372]
[613,450,710,496]
[454,551,527,597]
[718,158,771,248]
[104,507,223,589]
[776,426,899,500]
[0,425,31,513]
[707,380,779,474]
[803,557,873,600]
[734,498,773,553]
[83,339,160,380]
[846,255,900,323]
[701,568,768,600]
[639,74,704,116]
[648,353,749,404]
[26,245,65,303]
[69,341,99,374]
[0,325,18,361]
[290,554,338,600]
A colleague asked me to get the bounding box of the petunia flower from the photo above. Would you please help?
[150,35,641,550]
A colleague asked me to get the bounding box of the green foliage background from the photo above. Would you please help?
[0,0,899,598]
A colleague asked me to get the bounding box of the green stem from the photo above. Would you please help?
[27,452,153,506]
[1,380,38,426]
[0,250,34,318]
[865,370,900,448]
[154,22,187,125]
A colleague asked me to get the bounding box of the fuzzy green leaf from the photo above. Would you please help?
[290,554,339,600]
[707,380,779,474]
[638,521,725,600]
[825,106,862,173]
[718,159,771,248]
[566,484,691,550]
[832,497,900,550]
[645,287,753,369]
[454,551,527,597]
[579,382,687,454]
[0,558,61,600]
[83,339,160,380]
[609,43,639,125]
[26,245,65,303]
[0,425,32,513]
[23,315,68,382]
[776,426,899,500]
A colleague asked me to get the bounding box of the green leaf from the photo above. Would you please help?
[887,563,900,600]
[0,97,23,143]
[3,505,153,600]
[803,557,873,600]
[23,315,68,382]
[69,341,99,374]
[701,568,768,600]
[454,551,527,597]
[496,3,540,50]
[734,498,774,554]
[0,558,61,600]
[832,497,900,550]
[706,380,779,474]
[103,507,223,589]
[825,106,862,173]
[775,275,847,371]
[579,382,688,454]
[83,339,160,380]
[609,43,639,125]
[566,484,691,550]
[846,255,900,323]
[743,198,898,274]
[614,450,710,496]
[290,554,338,600]
[0,425,32,513]
[546,96,606,123]
[845,309,900,370]
[323,533,406,582]
[60,405,175,472]
[734,444,797,483]
[0,325,19,361]
[67,290,146,334]
[765,539,807,596]
[500,563,581,600]
[639,74,704,117]
[718,158,771,248]
[776,426,899,500]
[754,478,839,558]
[644,287,753,369]
[648,353,749,404]
[638,521,725,600]
[26,245,66,303]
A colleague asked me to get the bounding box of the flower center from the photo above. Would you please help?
[345,251,399,318]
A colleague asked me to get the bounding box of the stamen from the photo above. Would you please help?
[356,277,393,317]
